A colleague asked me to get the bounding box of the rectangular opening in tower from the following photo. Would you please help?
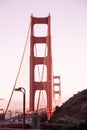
[54,86,59,92]
[35,90,47,110]
[34,64,47,82]
[54,78,60,84]
[34,24,48,37]
[34,43,48,57]
[55,94,59,101]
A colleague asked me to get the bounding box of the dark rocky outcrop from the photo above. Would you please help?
[49,89,87,130]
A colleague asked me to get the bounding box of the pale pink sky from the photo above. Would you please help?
[0,0,87,110]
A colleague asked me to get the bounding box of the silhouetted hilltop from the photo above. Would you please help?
[49,89,87,129]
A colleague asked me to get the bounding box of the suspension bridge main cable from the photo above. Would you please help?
[5,19,31,115]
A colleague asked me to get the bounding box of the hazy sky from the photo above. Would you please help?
[0,0,87,105]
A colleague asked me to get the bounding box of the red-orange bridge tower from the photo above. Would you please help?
[30,14,61,116]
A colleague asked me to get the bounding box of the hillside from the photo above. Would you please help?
[49,89,87,129]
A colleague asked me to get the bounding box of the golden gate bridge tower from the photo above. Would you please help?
[30,14,52,113]
[30,14,61,117]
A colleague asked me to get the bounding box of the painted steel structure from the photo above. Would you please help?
[30,14,53,116]
[53,76,61,104]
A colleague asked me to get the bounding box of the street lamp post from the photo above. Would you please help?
[15,87,26,129]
